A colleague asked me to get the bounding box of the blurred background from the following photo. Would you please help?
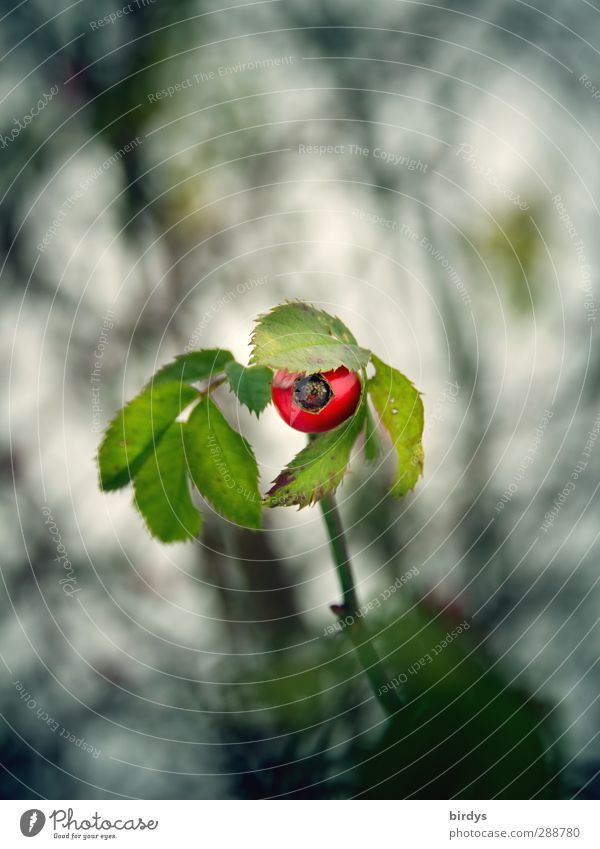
[2,0,600,799]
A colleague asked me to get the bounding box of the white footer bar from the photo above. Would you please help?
[0,799,597,848]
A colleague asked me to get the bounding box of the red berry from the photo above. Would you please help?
[271,366,361,433]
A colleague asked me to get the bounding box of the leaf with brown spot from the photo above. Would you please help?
[265,407,365,508]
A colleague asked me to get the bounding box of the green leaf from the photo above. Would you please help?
[184,397,262,528]
[98,381,198,491]
[364,404,382,463]
[225,362,273,416]
[133,422,202,542]
[265,408,365,508]
[250,301,371,373]
[150,349,234,386]
[368,354,424,497]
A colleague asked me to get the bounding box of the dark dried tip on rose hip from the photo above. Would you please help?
[271,365,361,433]
[292,373,333,412]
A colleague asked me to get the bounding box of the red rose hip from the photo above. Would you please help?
[271,366,361,433]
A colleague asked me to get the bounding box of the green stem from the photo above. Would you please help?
[319,492,402,717]
[198,375,228,396]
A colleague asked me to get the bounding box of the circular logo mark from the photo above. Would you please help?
[19,810,45,837]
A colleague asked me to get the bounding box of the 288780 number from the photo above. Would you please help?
[535,827,580,838]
